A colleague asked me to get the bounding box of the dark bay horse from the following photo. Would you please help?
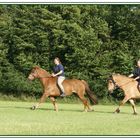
[108,74,140,115]
[28,66,98,112]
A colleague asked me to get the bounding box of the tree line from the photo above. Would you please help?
[0,4,140,100]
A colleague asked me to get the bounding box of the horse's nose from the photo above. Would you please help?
[28,77,31,81]
[28,75,34,81]
[108,90,113,95]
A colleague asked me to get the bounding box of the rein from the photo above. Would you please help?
[109,76,119,89]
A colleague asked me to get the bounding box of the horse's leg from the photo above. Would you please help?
[87,103,93,112]
[31,93,49,110]
[50,97,58,112]
[78,94,91,112]
[115,96,130,113]
[85,98,93,112]
[129,99,137,115]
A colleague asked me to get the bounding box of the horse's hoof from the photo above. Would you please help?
[133,112,138,115]
[31,106,36,110]
[87,109,93,112]
[116,109,120,113]
[114,109,120,114]
[54,109,58,112]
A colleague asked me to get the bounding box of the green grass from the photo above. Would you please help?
[0,100,140,136]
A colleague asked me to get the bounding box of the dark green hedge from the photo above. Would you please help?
[0,5,140,99]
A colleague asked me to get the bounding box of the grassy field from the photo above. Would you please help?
[0,100,140,136]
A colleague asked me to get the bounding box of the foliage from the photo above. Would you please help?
[0,5,140,100]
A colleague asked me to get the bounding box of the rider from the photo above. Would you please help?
[129,59,140,91]
[52,57,66,97]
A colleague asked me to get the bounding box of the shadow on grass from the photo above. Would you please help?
[37,107,83,112]
[0,105,133,114]
[0,105,83,112]
[94,110,132,115]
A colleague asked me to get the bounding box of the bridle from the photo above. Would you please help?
[108,76,119,90]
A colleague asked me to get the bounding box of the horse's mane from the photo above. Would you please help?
[42,68,51,76]
[113,73,133,81]
[33,66,51,76]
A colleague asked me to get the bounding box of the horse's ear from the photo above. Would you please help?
[106,73,112,81]
[112,72,115,75]
[33,66,40,69]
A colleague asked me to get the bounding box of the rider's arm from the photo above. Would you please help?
[52,64,64,77]
[128,74,134,78]
[134,76,140,80]
[53,70,63,77]
[129,73,140,80]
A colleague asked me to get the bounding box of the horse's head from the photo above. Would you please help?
[28,66,51,81]
[107,74,118,94]
[28,66,40,81]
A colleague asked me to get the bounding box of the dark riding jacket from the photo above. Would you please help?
[53,64,65,77]
[132,67,140,83]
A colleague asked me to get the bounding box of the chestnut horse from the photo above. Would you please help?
[108,74,140,115]
[28,66,98,112]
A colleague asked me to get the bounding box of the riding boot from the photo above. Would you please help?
[60,92,66,97]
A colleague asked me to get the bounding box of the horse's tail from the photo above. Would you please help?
[81,80,98,105]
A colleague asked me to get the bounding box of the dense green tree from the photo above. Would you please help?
[0,5,139,100]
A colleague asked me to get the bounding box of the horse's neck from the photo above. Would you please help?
[38,69,51,86]
[115,75,132,87]
[41,69,51,77]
